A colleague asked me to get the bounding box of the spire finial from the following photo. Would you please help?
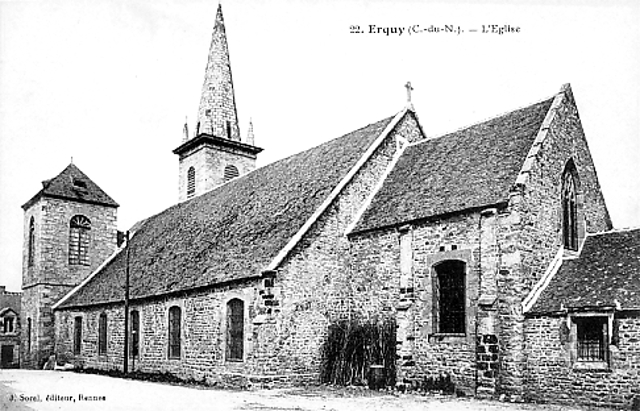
[405,81,414,104]
[183,116,189,142]
[70,156,74,164]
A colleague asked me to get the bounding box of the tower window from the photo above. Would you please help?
[434,260,466,334]
[74,316,82,355]
[226,298,244,361]
[168,306,181,359]
[562,163,579,251]
[69,215,91,266]
[98,313,107,355]
[28,217,35,267]
[224,165,239,182]
[187,167,196,199]
[226,120,231,140]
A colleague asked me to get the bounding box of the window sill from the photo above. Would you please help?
[573,361,610,372]
[225,359,244,363]
[429,333,466,344]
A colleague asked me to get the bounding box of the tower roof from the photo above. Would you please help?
[195,3,241,142]
[22,163,119,210]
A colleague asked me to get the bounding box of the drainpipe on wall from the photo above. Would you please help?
[123,231,130,375]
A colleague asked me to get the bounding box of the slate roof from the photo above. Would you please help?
[0,289,21,317]
[352,98,554,233]
[57,115,395,308]
[23,163,118,209]
[529,229,640,314]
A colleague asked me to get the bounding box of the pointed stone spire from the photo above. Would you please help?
[196,4,240,141]
[182,117,189,142]
[246,118,254,146]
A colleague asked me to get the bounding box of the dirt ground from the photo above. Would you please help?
[0,370,601,411]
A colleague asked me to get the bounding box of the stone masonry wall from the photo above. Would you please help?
[499,87,611,397]
[349,210,504,396]
[22,197,117,368]
[55,282,296,386]
[524,315,640,408]
[263,111,425,379]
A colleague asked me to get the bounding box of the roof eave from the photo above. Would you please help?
[56,271,264,311]
[349,200,509,237]
[173,133,263,156]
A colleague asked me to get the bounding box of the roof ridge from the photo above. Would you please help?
[265,107,409,271]
[586,226,640,237]
[513,85,567,188]
[407,93,557,148]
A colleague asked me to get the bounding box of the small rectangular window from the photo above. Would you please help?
[576,317,607,362]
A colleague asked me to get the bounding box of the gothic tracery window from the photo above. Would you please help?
[69,215,91,266]
[562,164,579,251]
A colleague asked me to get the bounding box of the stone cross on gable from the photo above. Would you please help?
[405,81,414,104]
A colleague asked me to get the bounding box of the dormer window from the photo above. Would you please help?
[73,178,87,189]
[3,316,14,333]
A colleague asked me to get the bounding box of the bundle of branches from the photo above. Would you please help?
[320,317,396,387]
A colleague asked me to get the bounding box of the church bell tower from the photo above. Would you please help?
[173,4,262,202]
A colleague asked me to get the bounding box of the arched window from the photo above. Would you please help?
[562,163,579,251]
[434,260,466,334]
[168,306,181,359]
[98,313,107,355]
[28,217,35,267]
[224,165,239,182]
[130,310,140,358]
[226,299,244,361]
[73,316,82,355]
[187,167,196,199]
[69,215,91,266]
[27,318,32,353]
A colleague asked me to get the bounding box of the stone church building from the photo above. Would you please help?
[19,4,640,408]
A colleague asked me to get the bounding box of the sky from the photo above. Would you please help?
[0,0,638,292]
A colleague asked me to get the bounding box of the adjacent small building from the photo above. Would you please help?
[524,228,640,407]
[0,286,22,368]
